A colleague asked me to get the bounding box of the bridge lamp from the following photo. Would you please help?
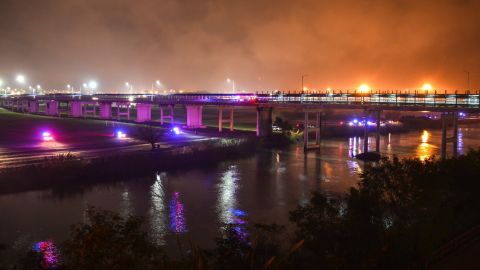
[358,84,371,93]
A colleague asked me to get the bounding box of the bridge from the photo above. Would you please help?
[2,91,480,159]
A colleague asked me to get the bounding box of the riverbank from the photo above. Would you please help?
[0,138,256,195]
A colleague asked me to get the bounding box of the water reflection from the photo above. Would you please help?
[217,165,247,237]
[169,192,186,233]
[458,128,464,154]
[32,240,59,268]
[150,173,167,244]
[416,130,435,161]
[121,187,132,217]
[349,136,362,157]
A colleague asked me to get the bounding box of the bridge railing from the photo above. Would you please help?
[2,93,480,110]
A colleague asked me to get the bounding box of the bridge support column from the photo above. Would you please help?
[160,105,174,125]
[99,102,112,119]
[185,105,204,128]
[28,100,39,113]
[256,107,272,137]
[304,111,321,151]
[20,100,28,112]
[218,107,234,132]
[46,100,59,116]
[116,102,130,121]
[375,110,381,153]
[83,102,96,118]
[363,114,369,154]
[69,101,83,117]
[441,112,459,159]
[136,103,152,122]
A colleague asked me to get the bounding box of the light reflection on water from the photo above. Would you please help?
[169,192,187,233]
[416,130,435,161]
[150,173,167,244]
[216,165,248,238]
[1,126,479,250]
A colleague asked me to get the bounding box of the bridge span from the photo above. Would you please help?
[2,92,480,159]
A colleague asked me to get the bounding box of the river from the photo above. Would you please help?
[1,125,480,249]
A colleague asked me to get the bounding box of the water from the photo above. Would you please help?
[1,125,480,249]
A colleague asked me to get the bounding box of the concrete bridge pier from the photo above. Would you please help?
[136,103,152,122]
[185,105,204,128]
[256,107,272,137]
[28,100,39,113]
[375,110,381,153]
[116,102,131,121]
[304,111,322,151]
[46,100,59,116]
[99,102,112,119]
[20,100,28,112]
[69,101,83,117]
[441,112,459,159]
[218,107,234,132]
[83,102,96,118]
[159,105,174,125]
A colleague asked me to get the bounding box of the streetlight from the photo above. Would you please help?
[35,84,41,96]
[0,79,4,97]
[226,78,235,93]
[151,80,162,92]
[88,80,98,94]
[16,74,26,84]
[125,82,133,94]
[16,74,26,92]
[301,75,308,94]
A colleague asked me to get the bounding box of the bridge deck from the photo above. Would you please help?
[2,92,480,112]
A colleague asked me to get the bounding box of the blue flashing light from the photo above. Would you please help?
[172,126,181,135]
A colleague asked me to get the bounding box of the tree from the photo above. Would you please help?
[133,125,163,150]
[62,207,167,270]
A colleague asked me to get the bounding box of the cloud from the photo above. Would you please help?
[0,0,479,91]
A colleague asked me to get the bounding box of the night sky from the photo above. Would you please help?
[1,0,479,91]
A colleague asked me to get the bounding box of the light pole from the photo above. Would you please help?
[125,82,133,94]
[16,74,26,91]
[226,78,235,93]
[151,80,161,92]
[0,79,4,97]
[301,74,308,94]
[465,70,470,92]
[35,85,41,96]
[88,80,98,95]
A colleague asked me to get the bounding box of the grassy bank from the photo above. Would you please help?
[0,138,256,195]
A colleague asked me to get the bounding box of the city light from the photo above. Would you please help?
[88,80,98,89]
[422,83,433,91]
[16,74,26,84]
[358,84,370,93]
